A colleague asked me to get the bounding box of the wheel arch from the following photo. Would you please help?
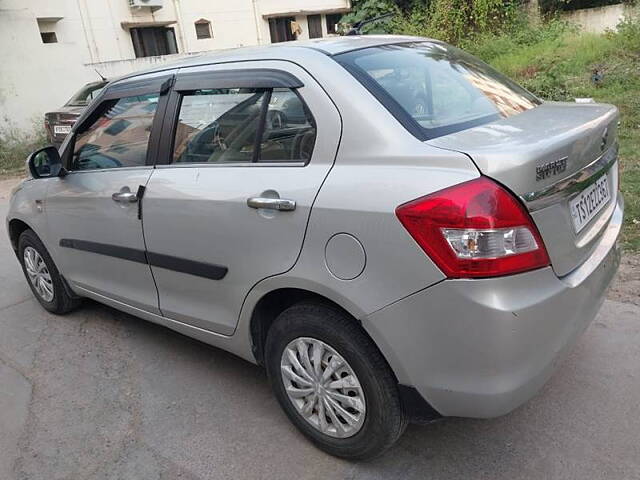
[8,217,34,253]
[249,288,348,366]
[247,285,441,424]
[248,286,395,383]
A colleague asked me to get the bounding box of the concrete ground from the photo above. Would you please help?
[1,180,639,480]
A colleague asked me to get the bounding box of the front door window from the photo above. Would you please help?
[72,94,159,170]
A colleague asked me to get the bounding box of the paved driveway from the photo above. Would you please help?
[1,190,639,480]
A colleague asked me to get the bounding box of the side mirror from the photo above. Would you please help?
[27,146,64,179]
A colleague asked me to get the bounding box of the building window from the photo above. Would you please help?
[307,15,322,39]
[195,19,212,39]
[326,13,342,34]
[268,17,296,43]
[38,18,61,44]
[40,32,58,44]
[130,26,178,58]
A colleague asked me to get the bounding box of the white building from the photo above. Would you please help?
[0,0,351,130]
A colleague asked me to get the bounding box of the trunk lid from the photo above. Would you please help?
[44,107,83,143]
[427,101,619,276]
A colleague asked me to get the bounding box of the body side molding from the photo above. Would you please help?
[59,239,228,280]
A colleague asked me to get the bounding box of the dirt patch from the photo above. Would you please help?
[608,253,640,306]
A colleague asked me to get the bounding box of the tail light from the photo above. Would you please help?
[396,177,550,278]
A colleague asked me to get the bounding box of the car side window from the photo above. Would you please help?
[72,94,159,171]
[173,88,267,164]
[173,87,315,164]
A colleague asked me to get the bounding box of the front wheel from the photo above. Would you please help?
[18,229,81,314]
[265,301,407,460]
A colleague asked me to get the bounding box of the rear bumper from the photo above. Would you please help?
[363,196,623,418]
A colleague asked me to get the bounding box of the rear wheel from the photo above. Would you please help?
[18,229,81,314]
[265,301,407,460]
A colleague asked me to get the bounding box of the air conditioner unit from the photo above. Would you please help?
[129,0,163,8]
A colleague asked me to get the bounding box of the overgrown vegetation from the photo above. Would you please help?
[343,0,637,37]
[342,0,519,42]
[394,0,520,44]
[0,124,47,177]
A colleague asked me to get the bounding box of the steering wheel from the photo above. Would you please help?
[291,129,315,162]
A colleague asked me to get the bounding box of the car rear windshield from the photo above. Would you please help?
[66,83,106,107]
[334,42,541,140]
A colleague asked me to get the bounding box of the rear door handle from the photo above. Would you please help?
[112,187,138,203]
[247,197,296,211]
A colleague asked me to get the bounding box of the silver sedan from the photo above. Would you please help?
[6,36,621,459]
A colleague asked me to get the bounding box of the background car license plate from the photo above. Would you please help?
[570,173,610,233]
[54,125,71,135]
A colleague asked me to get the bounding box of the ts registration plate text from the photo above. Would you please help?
[570,174,610,234]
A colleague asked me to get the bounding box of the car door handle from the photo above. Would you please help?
[112,188,138,203]
[247,197,296,211]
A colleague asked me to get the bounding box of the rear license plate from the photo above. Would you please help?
[53,125,71,135]
[569,173,610,234]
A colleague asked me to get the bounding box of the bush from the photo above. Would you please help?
[339,0,400,33]
[391,0,524,44]
[342,0,520,43]
[614,11,640,50]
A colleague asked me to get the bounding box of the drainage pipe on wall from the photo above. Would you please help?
[252,0,264,45]
[172,0,189,53]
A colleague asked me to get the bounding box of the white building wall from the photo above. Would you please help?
[0,1,97,131]
[561,3,635,34]
[179,0,261,51]
[0,0,350,132]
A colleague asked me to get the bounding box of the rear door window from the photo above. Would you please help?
[172,87,316,164]
[174,88,267,164]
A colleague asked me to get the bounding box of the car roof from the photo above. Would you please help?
[112,35,430,84]
[256,34,428,55]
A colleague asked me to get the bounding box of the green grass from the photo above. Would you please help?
[466,19,640,251]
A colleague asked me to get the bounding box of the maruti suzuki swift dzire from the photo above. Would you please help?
[7,36,622,459]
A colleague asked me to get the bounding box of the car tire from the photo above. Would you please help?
[18,229,81,314]
[265,301,407,460]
